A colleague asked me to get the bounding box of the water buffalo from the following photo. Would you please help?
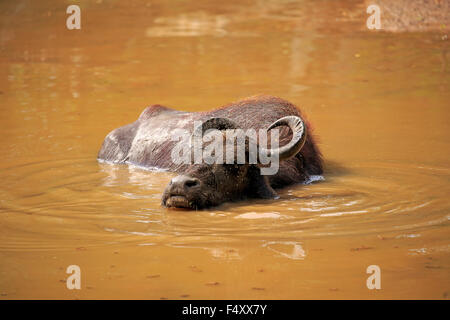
[98,95,323,209]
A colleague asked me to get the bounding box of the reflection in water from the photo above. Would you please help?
[262,241,306,260]
[235,212,283,219]
[0,0,448,299]
[147,12,229,37]
[209,247,241,260]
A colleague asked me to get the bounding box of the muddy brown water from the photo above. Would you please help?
[0,0,449,299]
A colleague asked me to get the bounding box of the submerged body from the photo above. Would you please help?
[98,95,323,208]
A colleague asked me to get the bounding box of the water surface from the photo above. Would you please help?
[0,0,449,299]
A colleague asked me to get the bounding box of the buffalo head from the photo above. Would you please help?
[161,116,306,209]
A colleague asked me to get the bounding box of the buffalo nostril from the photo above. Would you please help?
[169,175,199,191]
[184,179,199,188]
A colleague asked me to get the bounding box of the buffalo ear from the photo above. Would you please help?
[247,166,278,199]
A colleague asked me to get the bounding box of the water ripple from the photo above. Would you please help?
[0,159,448,251]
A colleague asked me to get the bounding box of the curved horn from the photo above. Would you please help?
[260,116,307,161]
[191,117,240,151]
[192,118,240,137]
